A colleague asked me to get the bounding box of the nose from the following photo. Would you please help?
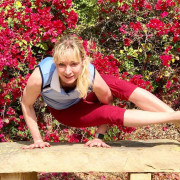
[65,65,72,75]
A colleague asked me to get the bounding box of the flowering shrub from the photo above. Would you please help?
[0,0,78,141]
[0,0,179,143]
[78,0,179,108]
[74,0,179,137]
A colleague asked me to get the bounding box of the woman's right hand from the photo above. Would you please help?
[21,140,50,149]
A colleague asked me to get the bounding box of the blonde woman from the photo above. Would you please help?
[21,34,180,149]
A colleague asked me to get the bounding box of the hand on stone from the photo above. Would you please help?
[85,138,111,148]
[21,140,50,149]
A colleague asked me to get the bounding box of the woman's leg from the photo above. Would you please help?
[101,75,179,128]
[48,98,180,129]
[128,88,180,127]
[128,87,174,112]
[100,74,138,101]
[101,74,174,112]
[124,110,180,127]
[48,101,125,128]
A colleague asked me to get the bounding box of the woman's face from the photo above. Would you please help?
[55,49,83,88]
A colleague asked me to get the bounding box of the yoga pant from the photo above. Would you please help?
[48,74,138,128]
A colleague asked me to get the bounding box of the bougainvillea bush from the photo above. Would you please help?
[77,0,180,103]
[74,0,180,141]
[0,0,179,144]
[0,0,79,142]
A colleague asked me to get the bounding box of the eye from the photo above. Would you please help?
[58,63,65,67]
[71,62,79,66]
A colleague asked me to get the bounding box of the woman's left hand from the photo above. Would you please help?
[84,138,111,148]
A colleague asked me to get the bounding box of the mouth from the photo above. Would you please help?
[64,75,74,80]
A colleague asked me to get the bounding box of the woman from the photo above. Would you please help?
[21,34,179,149]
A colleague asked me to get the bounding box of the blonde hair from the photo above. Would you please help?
[53,34,91,98]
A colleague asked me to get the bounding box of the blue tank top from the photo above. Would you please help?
[38,57,95,110]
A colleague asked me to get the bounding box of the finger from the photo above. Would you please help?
[40,145,45,149]
[39,143,45,149]
[45,143,50,147]
[21,145,29,149]
[41,142,49,148]
[104,145,110,148]
[84,142,88,146]
[22,146,30,149]
[102,143,107,148]
[107,145,111,148]
[35,144,40,148]
[97,143,101,148]
[103,143,111,148]
[90,142,98,147]
[87,143,93,147]
[106,143,112,148]
[84,141,91,146]
[87,141,92,145]
[30,144,35,149]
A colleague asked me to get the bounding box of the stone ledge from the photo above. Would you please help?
[0,139,180,173]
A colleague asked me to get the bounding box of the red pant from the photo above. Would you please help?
[48,75,138,127]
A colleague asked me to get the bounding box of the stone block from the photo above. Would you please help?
[0,139,180,173]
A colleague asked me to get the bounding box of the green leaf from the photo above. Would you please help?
[15,1,22,8]
[59,137,63,141]
[39,43,48,50]
[22,40,27,45]
[4,94,11,99]
[90,128,95,135]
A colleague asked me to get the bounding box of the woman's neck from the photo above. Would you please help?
[60,79,77,92]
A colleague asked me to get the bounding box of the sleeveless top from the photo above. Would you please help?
[38,57,95,110]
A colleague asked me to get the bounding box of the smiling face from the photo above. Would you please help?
[55,48,83,88]
[53,34,90,98]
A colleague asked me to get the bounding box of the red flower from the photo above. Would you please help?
[0,134,5,142]
[124,38,132,46]
[90,40,97,50]
[155,0,176,11]
[166,80,172,89]
[160,11,168,18]
[173,36,179,43]
[160,54,172,67]
[130,21,143,33]
[146,19,165,31]
[164,45,172,54]
[0,118,3,129]
[119,25,127,34]
[177,48,180,52]
[118,3,129,13]
[144,2,152,10]
[7,107,15,115]
[98,0,103,4]
[163,127,168,131]
[68,134,81,143]
[92,52,120,77]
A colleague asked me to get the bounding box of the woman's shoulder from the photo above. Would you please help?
[27,67,42,88]
[38,57,53,65]
[88,62,95,82]
[38,57,54,68]
[38,57,56,75]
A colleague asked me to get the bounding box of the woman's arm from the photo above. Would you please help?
[93,70,113,105]
[85,124,111,148]
[85,71,113,147]
[21,67,50,149]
